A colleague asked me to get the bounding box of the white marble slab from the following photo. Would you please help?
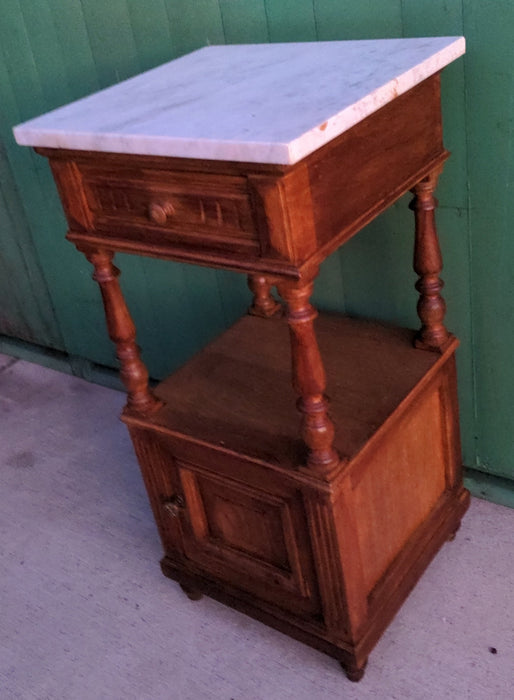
[13,37,465,165]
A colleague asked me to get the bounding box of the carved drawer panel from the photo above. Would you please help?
[175,458,321,619]
[73,161,261,255]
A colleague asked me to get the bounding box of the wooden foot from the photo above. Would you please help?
[447,521,462,542]
[340,659,367,682]
[179,582,203,601]
[247,275,282,318]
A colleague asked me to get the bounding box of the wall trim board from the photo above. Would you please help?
[0,334,123,392]
[464,467,514,510]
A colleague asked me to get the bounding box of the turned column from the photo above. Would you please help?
[277,277,339,475]
[247,274,281,317]
[81,247,162,415]
[410,167,450,351]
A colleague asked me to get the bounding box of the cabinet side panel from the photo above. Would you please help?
[348,376,451,593]
[127,426,185,558]
[308,75,443,253]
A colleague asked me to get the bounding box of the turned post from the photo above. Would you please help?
[410,168,449,351]
[247,274,281,317]
[81,247,162,415]
[277,277,339,475]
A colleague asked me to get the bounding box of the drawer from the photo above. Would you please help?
[75,162,262,256]
[48,152,322,273]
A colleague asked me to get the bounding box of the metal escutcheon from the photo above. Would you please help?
[163,494,185,518]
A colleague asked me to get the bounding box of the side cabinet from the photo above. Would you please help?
[16,38,469,680]
[123,315,469,674]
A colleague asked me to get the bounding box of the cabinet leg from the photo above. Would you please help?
[340,658,367,682]
[447,520,462,542]
[277,276,339,476]
[247,274,281,317]
[179,582,203,601]
[80,247,162,416]
[410,167,450,352]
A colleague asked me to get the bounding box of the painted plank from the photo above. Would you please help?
[401,0,463,35]
[314,0,402,40]
[0,2,116,365]
[264,0,317,42]
[0,183,34,341]
[163,0,225,57]
[79,0,141,86]
[17,0,73,109]
[0,0,47,121]
[312,252,346,313]
[465,468,514,510]
[127,260,234,380]
[219,0,269,44]
[179,265,229,351]
[126,0,175,71]
[0,144,62,347]
[45,0,100,100]
[463,0,514,480]
[0,3,77,353]
[215,270,252,329]
[339,200,417,329]
[401,0,467,209]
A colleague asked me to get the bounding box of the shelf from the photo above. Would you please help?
[129,313,456,470]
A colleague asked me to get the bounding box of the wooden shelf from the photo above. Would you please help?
[129,313,455,472]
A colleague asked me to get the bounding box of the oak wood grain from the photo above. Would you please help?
[41,75,447,283]
[39,70,468,681]
[122,312,468,678]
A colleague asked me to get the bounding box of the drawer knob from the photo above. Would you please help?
[148,200,175,225]
[163,494,185,518]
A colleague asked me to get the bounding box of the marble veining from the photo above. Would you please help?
[13,38,465,165]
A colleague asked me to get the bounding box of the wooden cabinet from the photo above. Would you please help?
[121,312,468,679]
[14,39,469,681]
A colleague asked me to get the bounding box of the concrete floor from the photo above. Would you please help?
[1,353,513,700]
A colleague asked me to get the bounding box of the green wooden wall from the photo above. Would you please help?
[0,1,513,504]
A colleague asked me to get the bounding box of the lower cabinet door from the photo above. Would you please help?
[175,457,321,619]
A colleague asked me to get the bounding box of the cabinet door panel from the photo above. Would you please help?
[129,426,322,618]
[176,458,321,618]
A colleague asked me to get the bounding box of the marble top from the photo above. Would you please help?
[13,37,465,165]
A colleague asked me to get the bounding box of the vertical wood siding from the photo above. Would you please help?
[0,1,512,487]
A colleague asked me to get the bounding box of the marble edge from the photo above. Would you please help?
[11,45,210,143]
[12,128,293,165]
[287,36,466,164]
[12,37,466,166]
[11,46,215,154]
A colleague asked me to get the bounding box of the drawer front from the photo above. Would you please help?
[59,160,262,256]
[48,152,318,273]
[83,165,260,253]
